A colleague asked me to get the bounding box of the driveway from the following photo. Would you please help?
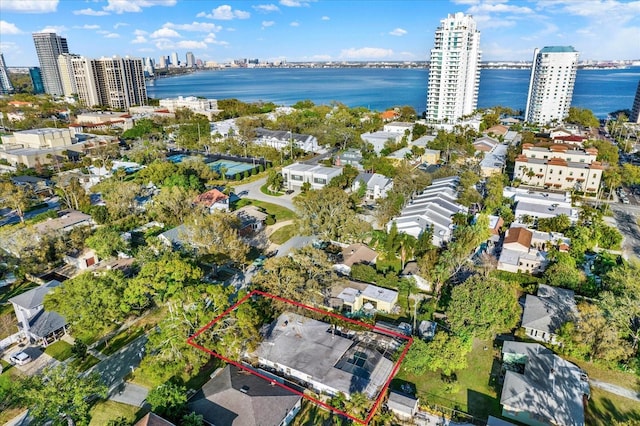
[234,177,296,211]
[3,346,58,376]
[590,378,640,402]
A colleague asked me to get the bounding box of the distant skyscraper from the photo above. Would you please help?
[425,12,481,122]
[0,53,13,94]
[525,46,579,124]
[29,67,45,94]
[158,55,167,69]
[186,51,195,68]
[630,80,640,124]
[32,32,69,96]
[170,51,179,67]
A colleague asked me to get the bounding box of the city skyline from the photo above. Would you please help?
[1,0,639,67]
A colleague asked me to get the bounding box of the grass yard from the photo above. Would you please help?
[395,338,502,422]
[269,223,296,244]
[95,327,145,356]
[69,354,100,372]
[237,198,296,221]
[260,183,283,196]
[44,340,74,361]
[89,400,146,426]
[586,387,640,425]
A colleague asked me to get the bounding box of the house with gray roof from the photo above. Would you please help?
[255,128,319,153]
[500,341,589,426]
[521,284,577,345]
[360,131,402,154]
[188,364,302,426]
[252,312,396,399]
[9,280,68,347]
[387,391,419,421]
[351,172,393,201]
[157,224,190,249]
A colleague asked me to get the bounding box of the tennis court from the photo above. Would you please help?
[208,159,257,178]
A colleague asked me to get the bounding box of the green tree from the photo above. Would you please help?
[147,382,187,420]
[402,332,471,376]
[601,260,640,353]
[86,226,128,259]
[266,169,284,192]
[446,275,521,339]
[544,253,586,292]
[54,175,90,211]
[566,107,599,128]
[294,186,371,242]
[185,211,250,265]
[572,303,633,363]
[21,365,107,426]
[0,180,34,223]
[149,185,197,226]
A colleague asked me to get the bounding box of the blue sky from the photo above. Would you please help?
[1,0,639,67]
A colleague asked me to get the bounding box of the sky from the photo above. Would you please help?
[1,0,639,67]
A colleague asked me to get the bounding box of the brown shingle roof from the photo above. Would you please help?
[135,413,175,426]
[504,227,533,248]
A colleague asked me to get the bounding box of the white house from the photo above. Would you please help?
[254,128,319,153]
[503,186,579,223]
[281,163,342,191]
[360,131,402,153]
[351,172,393,200]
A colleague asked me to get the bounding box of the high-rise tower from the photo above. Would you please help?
[630,80,640,124]
[425,12,481,122]
[186,52,195,68]
[32,32,69,96]
[525,46,579,124]
[0,53,13,94]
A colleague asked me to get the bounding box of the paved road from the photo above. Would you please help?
[234,177,296,211]
[590,378,640,402]
[609,203,640,259]
[87,334,148,390]
[0,197,60,227]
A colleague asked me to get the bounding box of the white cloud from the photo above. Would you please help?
[38,25,67,34]
[290,21,300,27]
[74,24,101,30]
[150,28,181,38]
[97,30,109,35]
[137,48,154,53]
[280,0,313,6]
[0,41,19,54]
[134,29,147,36]
[253,4,280,13]
[73,8,109,16]
[114,22,129,29]
[262,21,275,29]
[131,35,147,44]
[198,5,251,20]
[389,28,407,36]
[473,14,517,29]
[176,40,207,49]
[204,33,229,46]
[468,2,533,14]
[0,20,23,35]
[104,33,120,38]
[104,0,177,14]
[340,47,394,60]
[321,16,330,21]
[163,22,221,32]
[0,0,58,13]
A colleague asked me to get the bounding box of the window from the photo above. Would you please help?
[313,177,326,185]
[291,174,303,181]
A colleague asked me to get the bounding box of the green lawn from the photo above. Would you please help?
[237,198,296,221]
[269,224,296,244]
[89,400,146,426]
[95,327,145,356]
[44,340,74,361]
[69,354,101,372]
[395,338,502,422]
[586,387,640,425]
[260,183,283,196]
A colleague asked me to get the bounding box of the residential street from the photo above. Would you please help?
[233,176,296,211]
[609,203,640,259]
[87,334,148,391]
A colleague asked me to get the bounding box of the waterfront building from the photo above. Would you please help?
[631,80,640,124]
[525,46,579,124]
[186,51,195,68]
[514,144,603,193]
[425,13,481,123]
[159,96,220,119]
[29,67,45,94]
[32,32,69,96]
[0,53,13,94]
[170,51,179,67]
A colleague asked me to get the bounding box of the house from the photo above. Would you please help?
[360,131,402,154]
[514,144,603,192]
[473,136,500,152]
[387,391,419,421]
[498,227,548,274]
[63,248,98,270]
[188,364,302,426]
[383,122,414,139]
[486,124,509,137]
[336,148,364,170]
[195,188,230,212]
[400,261,430,292]
[252,312,397,399]
[386,147,419,165]
[11,175,53,196]
[234,205,268,237]
[9,280,68,347]
[521,284,577,345]
[254,128,319,153]
[159,96,221,120]
[34,210,93,236]
[281,163,342,191]
[158,224,190,249]
[351,172,393,201]
[479,143,508,177]
[500,341,589,426]
[134,413,175,426]
[334,243,378,275]
[380,110,400,121]
[389,176,467,247]
[329,281,398,314]
[503,186,579,223]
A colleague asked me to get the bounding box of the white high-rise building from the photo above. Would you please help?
[426,12,481,123]
[186,52,195,68]
[630,80,640,124]
[170,52,179,67]
[0,53,13,94]
[57,53,81,97]
[32,32,69,96]
[525,46,579,124]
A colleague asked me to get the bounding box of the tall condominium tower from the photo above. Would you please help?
[170,51,179,67]
[426,12,481,122]
[29,67,45,94]
[525,46,579,124]
[186,51,195,68]
[0,53,13,94]
[57,53,81,97]
[630,80,640,124]
[70,56,147,109]
[32,32,69,96]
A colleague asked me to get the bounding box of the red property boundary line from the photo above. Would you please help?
[186,289,413,425]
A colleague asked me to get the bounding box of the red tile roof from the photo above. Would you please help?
[195,188,228,207]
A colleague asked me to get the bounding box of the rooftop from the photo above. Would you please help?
[521,284,577,335]
[540,46,578,53]
[9,280,61,309]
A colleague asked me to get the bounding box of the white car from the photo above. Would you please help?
[9,351,31,365]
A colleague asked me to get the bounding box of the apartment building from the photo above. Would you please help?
[525,46,579,124]
[425,13,481,122]
[514,144,603,192]
[281,163,343,191]
[0,53,13,94]
[159,96,221,119]
[32,32,69,96]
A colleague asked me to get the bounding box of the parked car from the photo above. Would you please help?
[9,351,31,365]
[622,197,630,204]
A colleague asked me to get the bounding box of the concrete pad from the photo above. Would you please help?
[109,382,150,407]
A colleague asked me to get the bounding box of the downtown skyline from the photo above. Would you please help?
[1,0,640,67]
